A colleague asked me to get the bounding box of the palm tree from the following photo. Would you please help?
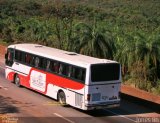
[135,31,160,82]
[71,21,115,59]
[114,32,136,75]
[115,29,160,85]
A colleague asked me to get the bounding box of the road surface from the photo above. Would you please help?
[0,60,159,123]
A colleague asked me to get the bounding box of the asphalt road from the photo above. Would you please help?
[0,61,159,123]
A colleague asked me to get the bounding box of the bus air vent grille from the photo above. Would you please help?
[75,93,82,107]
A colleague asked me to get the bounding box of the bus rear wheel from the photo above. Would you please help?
[58,91,66,106]
[14,74,21,87]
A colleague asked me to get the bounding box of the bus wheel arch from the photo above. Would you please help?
[14,73,21,87]
[57,90,66,106]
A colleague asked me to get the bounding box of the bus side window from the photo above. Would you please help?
[78,69,86,82]
[15,50,21,61]
[25,54,31,64]
[49,60,59,73]
[70,67,86,83]
[59,63,68,76]
[75,68,81,80]
[38,57,43,69]
[30,55,35,66]
[67,66,72,77]
[21,52,26,63]
[5,48,14,66]
[41,58,47,69]
[71,67,75,78]
[46,60,51,71]
[59,63,63,75]
[54,62,59,73]
[35,57,39,67]
[81,69,86,82]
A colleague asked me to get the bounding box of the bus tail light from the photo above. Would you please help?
[87,94,91,101]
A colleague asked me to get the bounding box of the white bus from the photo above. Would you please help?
[5,43,121,110]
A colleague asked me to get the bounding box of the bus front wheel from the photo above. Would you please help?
[14,74,21,87]
[58,91,66,106]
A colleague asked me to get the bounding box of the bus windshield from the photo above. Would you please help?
[91,63,120,82]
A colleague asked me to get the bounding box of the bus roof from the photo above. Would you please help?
[8,43,118,67]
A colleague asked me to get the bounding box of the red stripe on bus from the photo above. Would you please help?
[47,72,84,90]
[29,68,85,90]
[7,68,85,93]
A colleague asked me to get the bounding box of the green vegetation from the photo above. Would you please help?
[0,0,160,95]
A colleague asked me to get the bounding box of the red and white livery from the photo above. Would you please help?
[5,44,121,110]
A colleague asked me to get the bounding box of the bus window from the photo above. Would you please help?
[15,50,22,61]
[25,54,35,66]
[30,55,35,66]
[71,67,80,79]
[15,50,26,63]
[37,57,44,69]
[79,69,86,81]
[35,57,39,67]
[71,67,76,78]
[21,52,26,63]
[54,62,59,73]
[81,69,86,81]
[59,64,63,75]
[25,54,31,64]
[59,63,68,76]
[49,60,59,73]
[67,66,72,77]
[75,68,81,80]
[46,60,51,71]
[41,58,47,69]
[70,67,86,83]
[5,48,14,66]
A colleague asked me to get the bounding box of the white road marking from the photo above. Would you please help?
[104,109,137,123]
[0,85,8,91]
[3,87,8,90]
[53,113,75,123]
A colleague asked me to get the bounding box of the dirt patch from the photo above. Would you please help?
[0,95,19,114]
[0,45,6,58]
[121,85,160,104]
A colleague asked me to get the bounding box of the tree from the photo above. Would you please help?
[72,21,115,59]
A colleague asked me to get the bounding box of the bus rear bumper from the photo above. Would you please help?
[84,102,120,110]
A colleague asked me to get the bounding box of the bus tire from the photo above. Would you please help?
[58,91,66,106]
[14,74,21,87]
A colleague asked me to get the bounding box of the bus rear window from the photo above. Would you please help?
[91,63,120,82]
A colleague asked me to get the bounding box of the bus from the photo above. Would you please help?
[5,43,121,110]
